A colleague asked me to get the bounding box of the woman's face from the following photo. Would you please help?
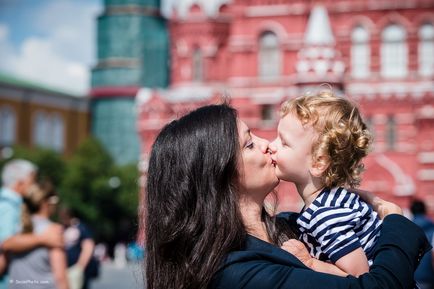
[237,120,279,197]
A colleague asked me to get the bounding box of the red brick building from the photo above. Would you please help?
[137,0,434,214]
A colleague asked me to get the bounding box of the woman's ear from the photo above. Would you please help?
[309,155,330,177]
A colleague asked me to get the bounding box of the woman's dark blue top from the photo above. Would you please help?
[210,214,431,289]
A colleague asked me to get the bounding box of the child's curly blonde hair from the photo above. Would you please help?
[281,90,371,188]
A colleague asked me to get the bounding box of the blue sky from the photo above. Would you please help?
[0,0,102,95]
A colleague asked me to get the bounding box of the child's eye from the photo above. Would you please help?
[246,141,254,149]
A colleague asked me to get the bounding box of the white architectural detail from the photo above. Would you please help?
[246,5,292,17]
[418,169,434,181]
[417,105,434,119]
[351,26,370,78]
[136,88,153,107]
[375,154,415,196]
[333,61,345,74]
[165,86,214,102]
[418,152,434,164]
[163,0,232,19]
[381,24,408,78]
[304,5,335,45]
[176,40,189,56]
[296,60,310,73]
[347,81,434,99]
[251,88,285,104]
[418,23,434,77]
[258,32,281,81]
[295,5,345,82]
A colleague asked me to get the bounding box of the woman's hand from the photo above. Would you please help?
[349,188,403,219]
[281,239,314,268]
[281,239,348,276]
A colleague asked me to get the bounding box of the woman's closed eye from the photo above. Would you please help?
[246,140,254,149]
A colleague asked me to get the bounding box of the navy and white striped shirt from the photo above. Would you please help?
[296,187,382,264]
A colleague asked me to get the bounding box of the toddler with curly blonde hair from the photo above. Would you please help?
[270,89,380,277]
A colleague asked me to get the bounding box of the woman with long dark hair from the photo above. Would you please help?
[145,103,430,289]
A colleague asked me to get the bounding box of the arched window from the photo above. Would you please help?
[418,23,434,77]
[351,26,370,78]
[33,111,49,148]
[258,32,281,81]
[52,113,65,152]
[192,47,203,82]
[381,24,407,78]
[0,106,16,145]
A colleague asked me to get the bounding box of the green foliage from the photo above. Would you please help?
[0,138,140,244]
[59,137,139,243]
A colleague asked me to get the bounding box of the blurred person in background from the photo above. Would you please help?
[8,183,69,289]
[0,159,63,289]
[59,207,97,289]
[411,199,434,289]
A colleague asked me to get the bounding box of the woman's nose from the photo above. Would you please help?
[257,137,270,153]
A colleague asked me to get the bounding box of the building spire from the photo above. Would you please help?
[304,5,335,45]
[295,4,344,90]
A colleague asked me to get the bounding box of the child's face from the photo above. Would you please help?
[270,112,318,185]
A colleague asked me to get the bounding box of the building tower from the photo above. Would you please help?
[91,0,169,164]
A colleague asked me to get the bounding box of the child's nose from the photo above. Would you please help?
[269,140,277,153]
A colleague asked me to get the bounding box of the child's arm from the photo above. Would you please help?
[281,239,348,277]
[334,248,369,277]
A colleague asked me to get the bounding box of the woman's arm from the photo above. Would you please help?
[211,214,431,289]
[349,188,403,219]
[48,224,69,289]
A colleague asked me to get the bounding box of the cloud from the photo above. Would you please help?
[0,0,102,95]
[0,24,18,70]
[15,37,89,95]
[35,0,101,64]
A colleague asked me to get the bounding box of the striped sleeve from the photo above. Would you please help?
[305,206,363,263]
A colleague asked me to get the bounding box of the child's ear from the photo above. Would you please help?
[310,155,330,177]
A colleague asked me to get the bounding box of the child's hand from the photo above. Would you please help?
[281,239,313,268]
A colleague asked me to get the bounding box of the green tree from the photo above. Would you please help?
[59,138,139,243]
